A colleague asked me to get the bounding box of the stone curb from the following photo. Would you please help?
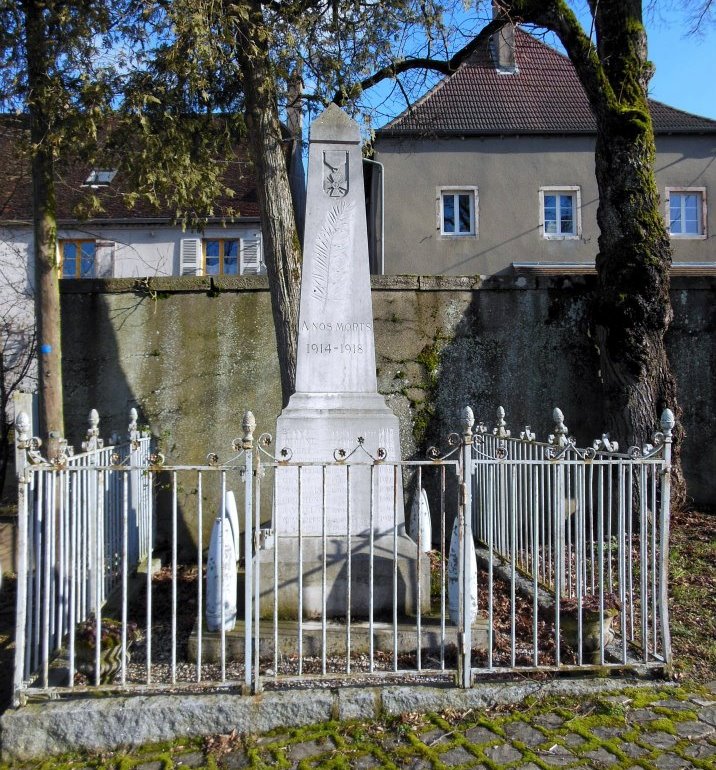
[0,678,674,762]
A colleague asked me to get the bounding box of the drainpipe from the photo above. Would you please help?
[363,157,385,275]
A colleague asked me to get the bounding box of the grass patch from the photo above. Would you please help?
[668,508,716,681]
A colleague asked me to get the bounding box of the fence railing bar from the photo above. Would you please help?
[640,463,648,662]
[566,461,572,597]
[93,478,102,690]
[346,466,352,675]
[416,465,423,673]
[273,473,279,679]
[318,465,327,677]
[510,466,517,669]
[392,464,398,672]
[553,464,561,667]
[576,464,584,667]
[651,464,658,657]
[121,472,129,687]
[618,461,627,665]
[532,467,539,666]
[440,465,446,670]
[659,417,673,667]
[627,463,634,641]
[297,466,303,678]
[196,472,203,684]
[597,463,605,665]
[368,465,375,674]
[253,464,260,692]
[13,475,29,704]
[146,468,154,686]
[68,469,77,689]
[607,462,613,593]
[172,471,179,685]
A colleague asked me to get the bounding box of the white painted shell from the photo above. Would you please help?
[224,490,241,561]
[408,487,432,552]
[447,517,478,626]
[206,516,237,632]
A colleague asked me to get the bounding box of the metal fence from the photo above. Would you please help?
[466,406,674,676]
[11,404,673,705]
[12,408,153,702]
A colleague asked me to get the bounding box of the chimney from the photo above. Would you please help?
[491,2,516,73]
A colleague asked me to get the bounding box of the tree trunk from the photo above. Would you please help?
[590,2,685,505]
[23,0,65,460]
[234,3,302,407]
[506,0,686,505]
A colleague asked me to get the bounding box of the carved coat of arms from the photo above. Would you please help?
[323,151,348,197]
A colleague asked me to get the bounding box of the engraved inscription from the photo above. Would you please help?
[323,151,348,197]
[312,200,355,309]
[301,319,371,355]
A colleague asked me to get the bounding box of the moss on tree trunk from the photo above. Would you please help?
[505,0,685,504]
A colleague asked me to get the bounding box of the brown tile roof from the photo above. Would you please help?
[0,117,260,224]
[379,28,716,136]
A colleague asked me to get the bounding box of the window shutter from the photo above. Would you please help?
[240,235,263,275]
[95,241,115,278]
[180,238,202,275]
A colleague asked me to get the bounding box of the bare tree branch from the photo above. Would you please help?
[334,17,505,106]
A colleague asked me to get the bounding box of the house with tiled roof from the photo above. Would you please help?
[370,26,716,276]
[0,117,267,285]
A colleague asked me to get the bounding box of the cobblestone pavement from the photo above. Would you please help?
[3,683,716,769]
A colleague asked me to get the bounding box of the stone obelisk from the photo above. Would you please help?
[264,104,428,619]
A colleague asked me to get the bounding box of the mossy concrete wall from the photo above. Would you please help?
[60,274,715,554]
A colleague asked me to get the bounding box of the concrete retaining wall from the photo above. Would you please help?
[59,274,715,552]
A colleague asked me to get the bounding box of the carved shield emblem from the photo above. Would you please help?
[323,151,349,197]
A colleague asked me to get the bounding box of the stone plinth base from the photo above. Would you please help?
[274,392,405,539]
[188,616,489,662]
[253,535,430,619]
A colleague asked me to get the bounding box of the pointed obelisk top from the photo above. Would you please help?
[310,102,361,142]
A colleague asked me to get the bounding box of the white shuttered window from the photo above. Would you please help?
[240,234,262,274]
[182,233,264,276]
[180,238,202,275]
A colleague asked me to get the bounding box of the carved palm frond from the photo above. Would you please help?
[312,199,355,309]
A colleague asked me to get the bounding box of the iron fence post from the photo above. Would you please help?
[659,408,675,670]
[242,411,256,693]
[12,412,31,706]
[128,408,140,564]
[461,407,474,688]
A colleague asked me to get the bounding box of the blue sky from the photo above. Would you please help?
[531,5,716,120]
[354,5,716,132]
[643,8,716,119]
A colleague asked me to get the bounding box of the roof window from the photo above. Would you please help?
[83,169,117,187]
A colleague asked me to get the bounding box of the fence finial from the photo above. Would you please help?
[550,407,569,447]
[494,406,510,438]
[129,407,140,443]
[82,409,103,452]
[15,411,30,445]
[242,411,257,449]
[460,406,474,439]
[661,408,675,438]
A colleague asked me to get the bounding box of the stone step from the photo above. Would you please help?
[187,616,489,662]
